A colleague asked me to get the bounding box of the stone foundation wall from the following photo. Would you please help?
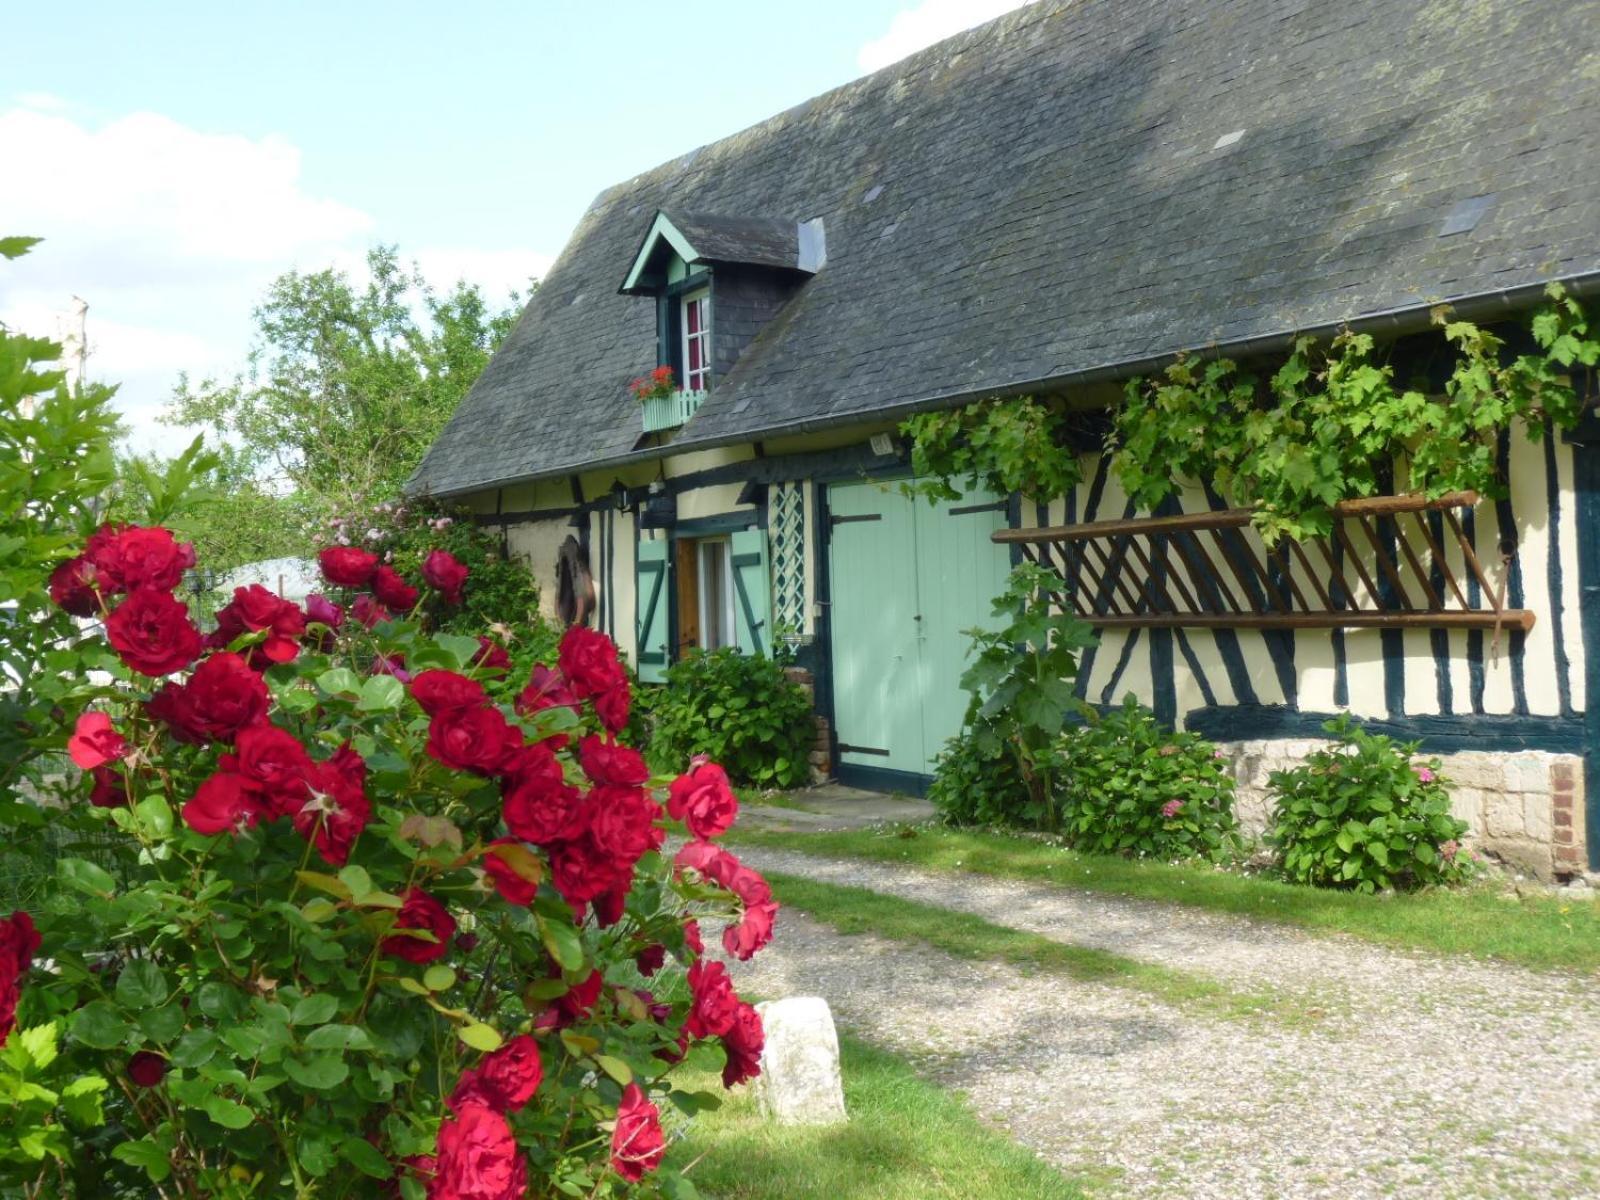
[1218,739,1587,881]
[782,667,834,785]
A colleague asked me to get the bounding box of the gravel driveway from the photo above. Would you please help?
[722,846,1600,1200]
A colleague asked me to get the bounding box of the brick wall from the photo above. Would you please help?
[1218,739,1587,881]
[782,667,833,785]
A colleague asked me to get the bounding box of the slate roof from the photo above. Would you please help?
[664,213,800,273]
[412,0,1600,497]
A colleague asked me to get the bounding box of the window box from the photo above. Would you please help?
[641,389,706,433]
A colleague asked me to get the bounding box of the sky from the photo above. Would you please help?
[1,0,1030,454]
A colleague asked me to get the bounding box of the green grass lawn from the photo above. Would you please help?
[671,1032,1086,1199]
[766,872,1324,1025]
[731,825,1600,974]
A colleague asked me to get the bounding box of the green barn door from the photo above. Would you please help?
[635,538,671,684]
[827,482,926,775]
[827,482,1011,780]
[913,495,1014,764]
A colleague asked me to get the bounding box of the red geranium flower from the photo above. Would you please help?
[610,1083,666,1183]
[89,525,194,593]
[48,554,99,616]
[429,1102,527,1200]
[382,887,456,964]
[181,772,266,836]
[410,670,488,717]
[127,1051,168,1088]
[68,711,126,770]
[318,546,379,588]
[577,735,649,787]
[721,1001,765,1087]
[448,1034,543,1114]
[0,910,41,1048]
[106,588,203,677]
[667,759,738,839]
[422,549,469,605]
[210,584,305,666]
[291,745,371,866]
[372,565,419,611]
[427,706,521,777]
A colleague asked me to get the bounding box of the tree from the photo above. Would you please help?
[167,245,527,509]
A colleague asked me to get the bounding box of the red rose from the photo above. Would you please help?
[593,878,630,928]
[724,897,779,961]
[318,546,378,588]
[578,735,649,787]
[667,760,738,839]
[89,765,132,809]
[588,786,662,867]
[481,839,541,906]
[0,910,41,1048]
[49,554,99,616]
[371,653,411,684]
[610,1083,666,1183]
[448,1034,542,1114]
[292,746,371,866]
[557,627,625,700]
[548,835,628,906]
[181,772,266,836]
[152,652,270,745]
[68,711,126,770]
[634,943,665,976]
[556,968,603,1024]
[429,1102,527,1200]
[106,588,203,676]
[683,919,704,959]
[382,887,456,963]
[304,593,344,629]
[427,706,522,777]
[502,772,586,847]
[211,584,305,666]
[514,665,578,720]
[372,565,419,611]
[422,549,469,605]
[685,959,740,1039]
[351,594,391,628]
[127,1051,167,1088]
[224,724,313,818]
[410,670,487,717]
[721,1001,764,1087]
[89,525,194,593]
[472,638,510,673]
[593,685,631,735]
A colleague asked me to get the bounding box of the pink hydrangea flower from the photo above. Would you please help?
[1415,766,1436,783]
[1161,799,1184,819]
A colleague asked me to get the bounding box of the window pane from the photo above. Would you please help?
[688,337,702,373]
[699,541,730,649]
[686,299,701,334]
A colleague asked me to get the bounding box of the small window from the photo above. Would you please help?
[697,538,738,649]
[681,290,710,392]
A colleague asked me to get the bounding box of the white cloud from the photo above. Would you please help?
[857,0,1035,72]
[0,107,552,456]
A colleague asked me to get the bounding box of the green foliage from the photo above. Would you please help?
[650,650,815,788]
[955,562,1096,832]
[0,1023,108,1186]
[166,245,527,510]
[1111,286,1600,542]
[900,396,1081,502]
[926,728,1031,827]
[0,239,123,791]
[1267,716,1473,892]
[1056,698,1240,861]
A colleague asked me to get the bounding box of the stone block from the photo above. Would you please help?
[1524,796,1554,844]
[1503,755,1552,795]
[1448,787,1484,828]
[752,997,848,1127]
[1483,793,1526,840]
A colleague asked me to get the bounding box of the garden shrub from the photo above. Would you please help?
[650,650,815,789]
[1055,698,1241,861]
[1267,715,1473,892]
[927,728,1033,827]
[0,520,779,1197]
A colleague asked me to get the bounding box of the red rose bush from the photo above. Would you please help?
[0,523,779,1197]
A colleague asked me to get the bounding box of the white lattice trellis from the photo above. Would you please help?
[770,482,807,638]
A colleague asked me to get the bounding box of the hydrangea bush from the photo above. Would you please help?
[2,525,778,1198]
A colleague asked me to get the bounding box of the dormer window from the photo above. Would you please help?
[682,290,710,391]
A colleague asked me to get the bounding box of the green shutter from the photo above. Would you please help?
[636,538,671,683]
[730,528,771,658]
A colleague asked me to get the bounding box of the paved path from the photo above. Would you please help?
[721,845,1600,1200]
